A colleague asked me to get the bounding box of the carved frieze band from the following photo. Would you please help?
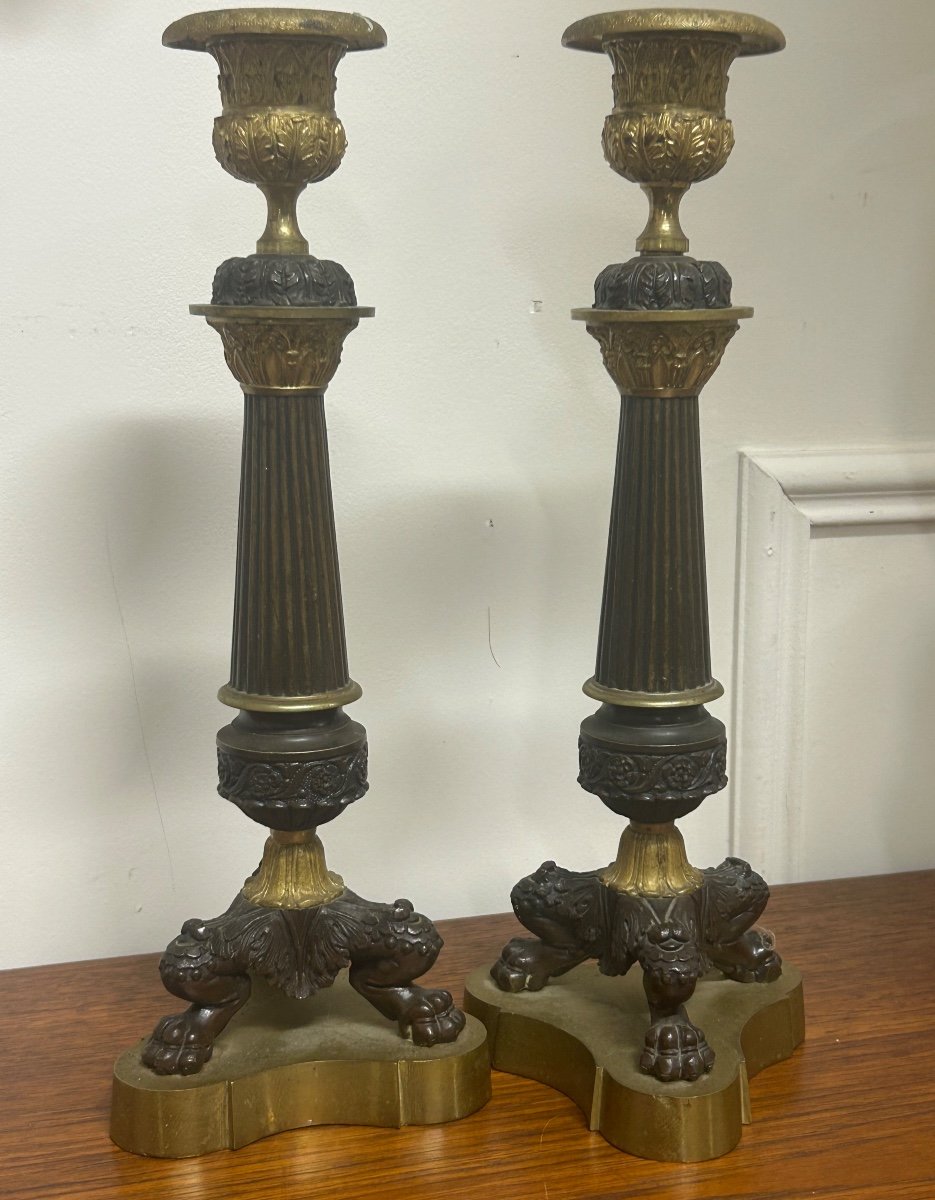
[578,741,727,807]
[218,746,368,826]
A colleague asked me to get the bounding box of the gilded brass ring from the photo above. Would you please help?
[237,384,327,396]
[583,676,725,708]
[191,304,375,320]
[571,306,752,323]
[218,680,363,712]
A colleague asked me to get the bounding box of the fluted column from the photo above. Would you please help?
[224,392,356,708]
[592,393,712,700]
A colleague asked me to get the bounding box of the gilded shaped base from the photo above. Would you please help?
[465,961,802,1162]
[112,974,490,1157]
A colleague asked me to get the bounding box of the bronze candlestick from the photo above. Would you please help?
[465,8,803,1162]
[110,8,488,1157]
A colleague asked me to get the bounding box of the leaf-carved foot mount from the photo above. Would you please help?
[143,889,464,1077]
[344,896,464,1047]
[490,853,781,1085]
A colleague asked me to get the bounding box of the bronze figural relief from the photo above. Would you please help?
[141,9,466,1078]
[484,10,792,1086]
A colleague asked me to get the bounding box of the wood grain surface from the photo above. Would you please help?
[1,870,933,1199]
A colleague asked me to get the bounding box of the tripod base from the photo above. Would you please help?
[464,961,802,1162]
[111,974,490,1157]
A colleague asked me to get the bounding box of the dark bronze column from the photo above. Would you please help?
[110,9,489,1157]
[593,391,715,699]
[226,390,356,705]
[466,8,804,1162]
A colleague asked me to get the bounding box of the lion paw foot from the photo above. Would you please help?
[721,949,782,984]
[400,988,465,1046]
[141,1012,215,1076]
[490,937,580,993]
[640,1015,715,1082]
[490,938,544,992]
[710,927,782,983]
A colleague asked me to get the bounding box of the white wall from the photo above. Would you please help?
[800,524,935,879]
[732,450,935,886]
[2,0,933,968]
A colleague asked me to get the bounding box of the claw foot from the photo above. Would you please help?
[491,938,544,992]
[399,987,465,1046]
[141,1010,216,1076]
[490,937,582,993]
[639,1009,715,1082]
[710,927,782,984]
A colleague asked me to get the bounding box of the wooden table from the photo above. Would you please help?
[3,870,933,1199]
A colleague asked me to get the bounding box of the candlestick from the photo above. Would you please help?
[465,8,803,1161]
[110,9,488,1157]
